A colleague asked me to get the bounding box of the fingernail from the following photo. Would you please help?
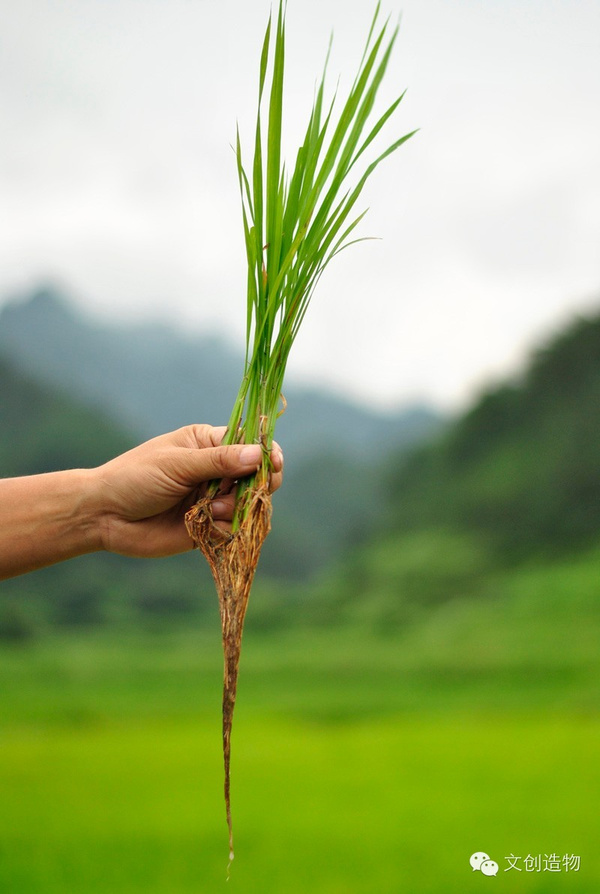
[240,445,262,465]
[211,500,228,517]
[273,447,284,470]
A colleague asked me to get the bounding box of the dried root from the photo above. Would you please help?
[185,485,272,860]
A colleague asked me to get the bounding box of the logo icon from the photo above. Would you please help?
[470,852,499,877]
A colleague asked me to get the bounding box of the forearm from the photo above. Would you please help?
[0,426,283,579]
[0,469,102,580]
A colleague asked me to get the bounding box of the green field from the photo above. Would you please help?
[1,713,598,893]
[1,567,599,894]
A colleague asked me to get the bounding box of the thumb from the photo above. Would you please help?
[172,443,264,486]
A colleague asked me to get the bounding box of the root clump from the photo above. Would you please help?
[185,486,272,858]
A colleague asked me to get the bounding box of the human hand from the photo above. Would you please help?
[93,424,283,559]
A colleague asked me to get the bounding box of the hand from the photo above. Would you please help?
[94,424,283,559]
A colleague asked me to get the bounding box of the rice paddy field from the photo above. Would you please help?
[1,564,599,894]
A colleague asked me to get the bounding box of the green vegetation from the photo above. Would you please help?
[212,0,415,524]
[2,547,599,726]
[384,314,600,560]
[292,309,600,637]
[0,287,441,578]
[1,713,597,893]
[184,2,416,858]
[2,250,600,888]
[0,357,134,477]
[0,610,598,892]
[1,497,598,888]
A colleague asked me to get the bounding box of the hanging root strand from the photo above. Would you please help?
[185,485,272,860]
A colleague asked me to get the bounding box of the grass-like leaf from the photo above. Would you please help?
[185,0,416,864]
[222,1,415,501]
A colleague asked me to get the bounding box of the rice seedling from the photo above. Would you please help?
[185,0,416,862]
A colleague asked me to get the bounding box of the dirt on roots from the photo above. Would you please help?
[185,485,272,858]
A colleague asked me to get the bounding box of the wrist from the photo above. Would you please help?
[74,467,107,555]
[36,467,106,560]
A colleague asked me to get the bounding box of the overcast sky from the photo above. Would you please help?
[1,0,599,411]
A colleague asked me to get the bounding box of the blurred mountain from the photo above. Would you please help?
[0,355,135,476]
[3,287,600,649]
[0,355,207,639]
[304,303,600,630]
[0,286,441,465]
[0,285,443,582]
[384,309,600,558]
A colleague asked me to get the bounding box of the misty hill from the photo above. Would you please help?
[385,309,600,558]
[0,356,202,640]
[0,356,135,476]
[302,304,600,630]
[0,286,440,466]
[0,286,442,580]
